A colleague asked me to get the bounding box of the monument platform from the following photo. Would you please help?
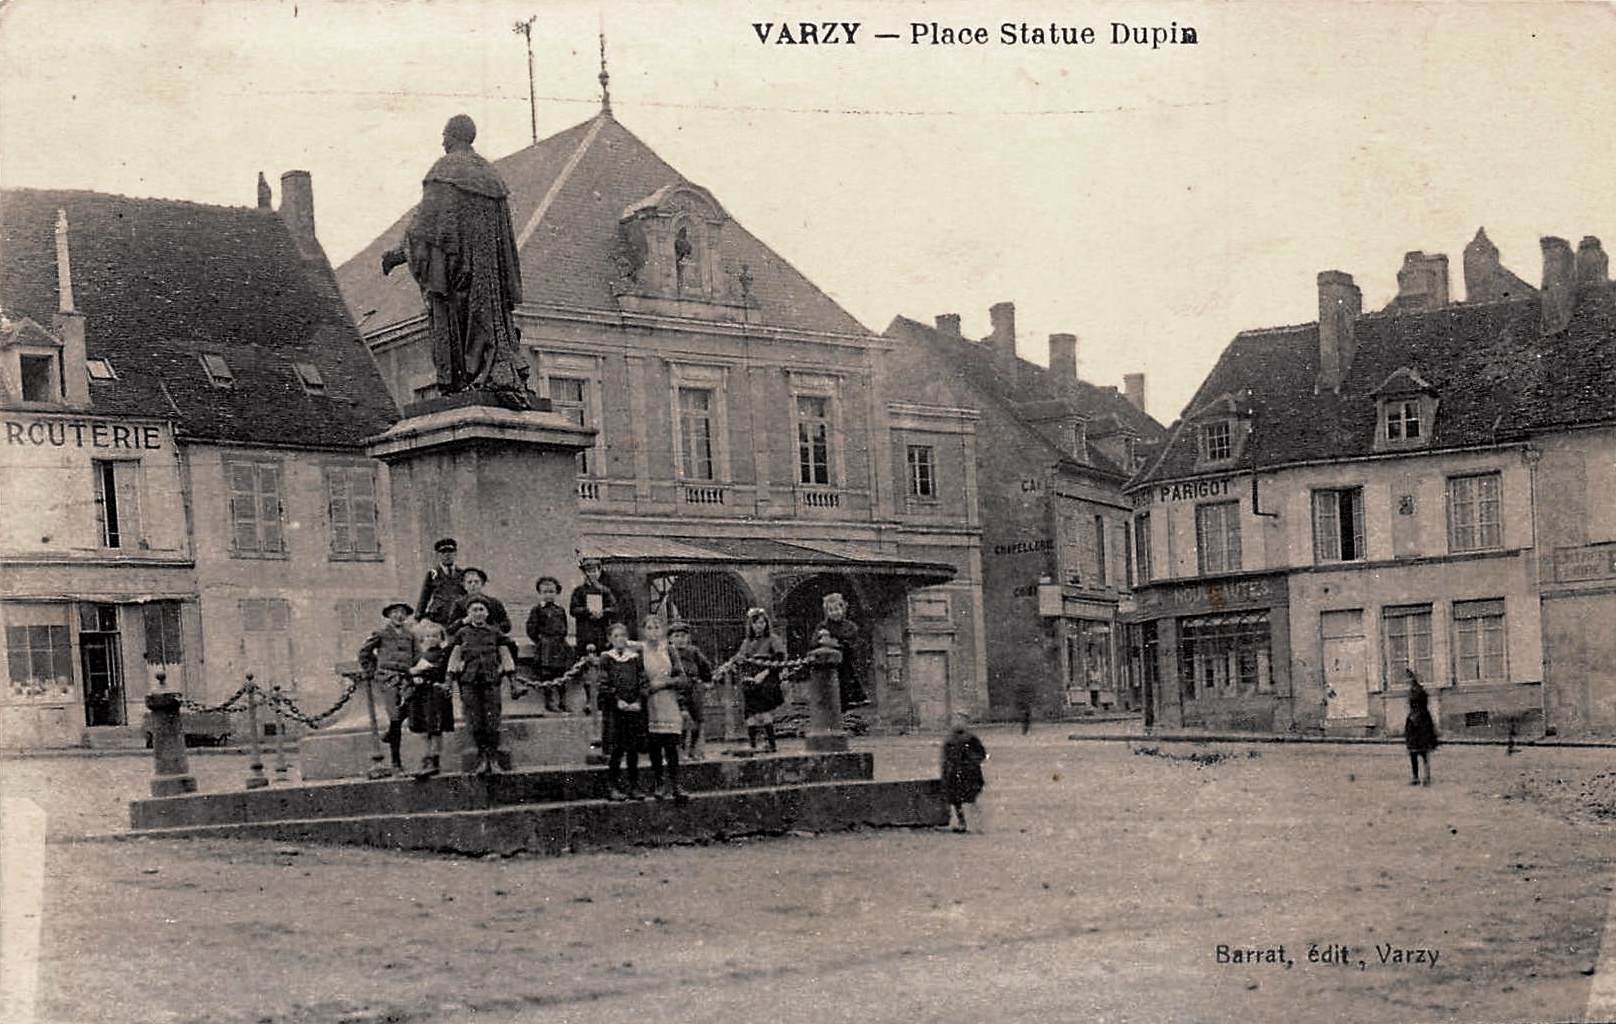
[299,709,595,781]
[127,752,948,855]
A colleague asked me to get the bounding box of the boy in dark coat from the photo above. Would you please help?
[525,575,572,712]
[569,557,618,657]
[448,597,516,775]
[416,538,466,627]
[667,619,712,761]
[357,601,418,775]
[598,622,648,800]
[940,715,988,833]
[449,567,512,634]
[1402,669,1439,785]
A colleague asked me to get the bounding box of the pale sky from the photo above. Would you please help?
[3,0,1614,423]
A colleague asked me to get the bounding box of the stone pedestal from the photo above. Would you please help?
[805,644,849,753]
[144,690,197,797]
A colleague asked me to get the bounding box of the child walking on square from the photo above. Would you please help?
[640,614,689,803]
[1403,668,1438,786]
[599,622,648,800]
[405,619,454,779]
[357,601,418,776]
[940,714,988,833]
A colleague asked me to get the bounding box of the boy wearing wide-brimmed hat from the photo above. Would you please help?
[357,601,419,775]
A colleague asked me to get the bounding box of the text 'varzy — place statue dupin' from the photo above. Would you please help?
[382,114,531,406]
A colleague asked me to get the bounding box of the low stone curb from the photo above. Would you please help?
[1066,731,1616,749]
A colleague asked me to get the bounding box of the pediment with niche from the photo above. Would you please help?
[610,183,757,312]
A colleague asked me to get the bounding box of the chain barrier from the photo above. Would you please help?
[178,681,254,716]
[176,676,361,729]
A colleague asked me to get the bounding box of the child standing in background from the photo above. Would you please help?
[640,614,689,803]
[735,608,786,753]
[599,622,648,800]
[357,601,418,776]
[405,619,454,779]
[525,576,572,712]
[667,619,712,762]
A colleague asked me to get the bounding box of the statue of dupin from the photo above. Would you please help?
[382,114,531,407]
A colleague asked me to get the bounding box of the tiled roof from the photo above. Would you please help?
[884,315,1169,479]
[336,112,870,338]
[0,188,399,448]
[1135,281,1616,485]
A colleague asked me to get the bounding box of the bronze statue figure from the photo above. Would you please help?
[383,114,531,407]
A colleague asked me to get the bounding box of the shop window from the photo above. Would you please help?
[1447,472,1502,552]
[324,464,381,559]
[5,621,73,698]
[1452,598,1507,684]
[1177,612,1272,701]
[20,353,59,402]
[227,459,285,557]
[1313,488,1365,562]
[1195,501,1242,575]
[1383,604,1434,686]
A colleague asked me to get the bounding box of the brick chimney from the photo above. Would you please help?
[52,208,89,407]
[988,301,1016,365]
[1540,236,1575,334]
[1048,333,1077,380]
[257,171,272,210]
[1576,236,1608,286]
[1390,251,1449,311]
[934,313,962,337]
[1123,373,1146,413]
[1316,270,1362,393]
[277,170,321,260]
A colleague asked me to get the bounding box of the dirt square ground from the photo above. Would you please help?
[6,728,1616,1023]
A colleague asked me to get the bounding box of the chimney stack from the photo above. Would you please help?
[277,170,321,260]
[1048,333,1077,380]
[1316,270,1362,393]
[256,171,272,210]
[988,301,1017,365]
[52,209,89,407]
[1123,373,1146,413]
[1391,251,1449,311]
[934,313,962,337]
[1576,236,1608,286]
[1540,236,1575,334]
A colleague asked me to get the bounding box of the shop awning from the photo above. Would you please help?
[577,535,956,585]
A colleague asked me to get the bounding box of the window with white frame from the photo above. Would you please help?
[1313,488,1365,562]
[906,444,936,499]
[1447,472,1502,552]
[1195,501,1242,574]
[1452,598,1506,684]
[324,463,380,559]
[1384,399,1422,442]
[1201,420,1233,462]
[227,459,285,557]
[1383,604,1434,686]
[92,459,142,549]
[797,394,832,485]
[678,387,717,480]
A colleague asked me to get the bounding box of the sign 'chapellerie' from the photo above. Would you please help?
[3,416,164,451]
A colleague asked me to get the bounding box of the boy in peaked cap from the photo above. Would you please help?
[417,538,466,627]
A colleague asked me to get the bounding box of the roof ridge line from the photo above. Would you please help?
[514,115,608,250]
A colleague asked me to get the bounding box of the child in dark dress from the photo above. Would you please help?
[1402,669,1439,785]
[940,715,988,832]
[525,576,572,712]
[598,622,649,800]
[405,620,454,779]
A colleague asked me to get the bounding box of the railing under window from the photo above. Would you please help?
[682,484,726,505]
[797,487,841,509]
[576,479,601,502]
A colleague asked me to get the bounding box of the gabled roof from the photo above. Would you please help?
[336,112,870,338]
[1135,281,1616,486]
[0,188,399,448]
[884,315,1169,480]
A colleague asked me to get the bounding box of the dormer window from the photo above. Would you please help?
[20,353,59,402]
[200,353,234,387]
[85,358,117,382]
[1385,398,1421,441]
[1202,420,1233,462]
[293,361,325,395]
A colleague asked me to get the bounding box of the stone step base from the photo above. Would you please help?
[127,778,950,856]
[298,713,596,781]
[82,726,148,750]
[130,752,873,831]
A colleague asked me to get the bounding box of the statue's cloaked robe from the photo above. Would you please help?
[404,149,528,398]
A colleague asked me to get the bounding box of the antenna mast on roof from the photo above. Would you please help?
[513,14,538,144]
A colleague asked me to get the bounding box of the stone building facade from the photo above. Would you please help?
[0,182,400,748]
[337,109,985,730]
[1128,229,1616,738]
[884,307,1166,720]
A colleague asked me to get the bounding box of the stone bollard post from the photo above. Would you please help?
[144,672,197,797]
[242,673,269,790]
[271,684,292,784]
[804,643,849,753]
